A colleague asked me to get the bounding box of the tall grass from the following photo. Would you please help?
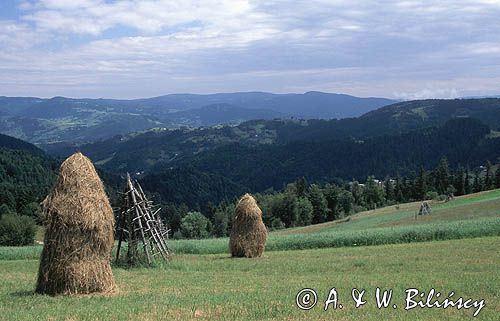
[1,217,499,259]
[171,217,500,254]
[0,245,42,260]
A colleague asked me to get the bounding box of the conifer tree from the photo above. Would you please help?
[484,161,493,190]
[415,166,427,200]
[472,172,483,193]
[465,167,472,194]
[308,184,328,224]
[454,166,466,196]
[394,176,404,203]
[364,176,383,209]
[495,166,500,189]
[435,157,450,194]
[295,177,308,198]
[384,177,394,201]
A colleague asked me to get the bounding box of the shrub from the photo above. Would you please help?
[425,191,438,200]
[180,211,211,239]
[0,204,15,218]
[436,194,448,202]
[352,205,367,213]
[270,217,285,230]
[0,214,36,246]
[172,231,184,239]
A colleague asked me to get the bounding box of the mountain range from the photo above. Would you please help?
[49,98,500,174]
[0,92,395,144]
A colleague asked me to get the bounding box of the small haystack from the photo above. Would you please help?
[36,152,116,295]
[229,194,267,258]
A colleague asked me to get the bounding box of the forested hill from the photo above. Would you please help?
[358,98,500,136]
[0,133,47,157]
[0,134,57,216]
[141,118,500,206]
[0,134,123,218]
[51,98,500,175]
[270,98,500,143]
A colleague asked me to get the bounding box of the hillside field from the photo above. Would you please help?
[0,190,499,320]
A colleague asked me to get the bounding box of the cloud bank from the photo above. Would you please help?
[1,0,500,98]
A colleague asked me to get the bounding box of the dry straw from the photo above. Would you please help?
[229,193,267,258]
[36,152,116,295]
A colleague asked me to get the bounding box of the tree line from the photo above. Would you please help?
[157,158,500,239]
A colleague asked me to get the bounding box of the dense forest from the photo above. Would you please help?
[0,135,56,245]
[2,117,500,237]
[138,118,500,208]
[0,134,57,221]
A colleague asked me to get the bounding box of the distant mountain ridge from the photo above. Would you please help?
[48,98,500,177]
[0,92,396,144]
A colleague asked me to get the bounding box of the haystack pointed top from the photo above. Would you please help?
[235,193,262,219]
[59,152,100,181]
[43,152,111,229]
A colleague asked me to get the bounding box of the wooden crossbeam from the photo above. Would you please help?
[115,173,171,265]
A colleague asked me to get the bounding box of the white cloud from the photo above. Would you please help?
[21,0,264,35]
[1,0,500,98]
[393,88,460,100]
[462,42,500,55]
[0,20,47,49]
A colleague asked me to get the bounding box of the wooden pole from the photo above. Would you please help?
[127,174,152,265]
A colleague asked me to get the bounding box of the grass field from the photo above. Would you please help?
[0,190,499,320]
[0,237,498,320]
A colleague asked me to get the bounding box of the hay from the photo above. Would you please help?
[36,152,116,295]
[229,194,267,258]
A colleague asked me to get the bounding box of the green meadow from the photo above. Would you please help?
[0,190,499,320]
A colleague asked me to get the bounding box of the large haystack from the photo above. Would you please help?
[229,194,267,258]
[36,152,116,295]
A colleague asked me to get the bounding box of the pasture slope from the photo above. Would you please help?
[171,189,500,254]
[0,189,499,320]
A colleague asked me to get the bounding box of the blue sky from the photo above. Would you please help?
[1,0,500,99]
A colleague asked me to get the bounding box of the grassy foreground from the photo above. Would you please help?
[0,237,499,320]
